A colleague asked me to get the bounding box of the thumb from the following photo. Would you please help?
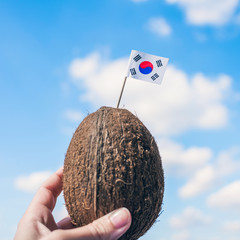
[53,207,132,240]
[85,207,131,240]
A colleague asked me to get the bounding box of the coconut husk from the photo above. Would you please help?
[63,106,164,240]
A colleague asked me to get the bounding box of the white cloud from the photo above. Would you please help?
[169,207,212,228]
[148,17,172,36]
[223,221,240,232]
[171,231,190,240]
[166,0,240,26]
[179,165,216,198]
[179,147,240,198]
[69,52,101,81]
[216,147,240,177]
[14,171,52,193]
[68,52,126,108]
[207,180,240,209]
[68,52,232,137]
[64,110,83,123]
[158,138,212,175]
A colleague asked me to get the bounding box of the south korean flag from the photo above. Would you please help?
[126,50,169,85]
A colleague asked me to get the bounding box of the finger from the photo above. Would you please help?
[57,217,74,229]
[53,208,131,240]
[30,167,64,211]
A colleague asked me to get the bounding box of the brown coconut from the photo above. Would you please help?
[63,106,164,240]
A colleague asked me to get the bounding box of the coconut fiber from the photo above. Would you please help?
[63,106,164,240]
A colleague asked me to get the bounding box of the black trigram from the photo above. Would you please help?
[133,54,142,62]
[156,59,163,67]
[130,68,137,75]
[151,73,159,81]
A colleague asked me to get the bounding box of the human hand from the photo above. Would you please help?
[14,167,131,240]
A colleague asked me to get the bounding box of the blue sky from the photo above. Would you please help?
[0,0,240,239]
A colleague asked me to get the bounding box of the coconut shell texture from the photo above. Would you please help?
[63,107,164,240]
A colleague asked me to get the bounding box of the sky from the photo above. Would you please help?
[0,0,240,239]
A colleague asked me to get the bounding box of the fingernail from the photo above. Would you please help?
[110,208,130,229]
[56,166,64,174]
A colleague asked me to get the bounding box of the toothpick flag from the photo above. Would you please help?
[117,50,169,108]
[126,50,169,85]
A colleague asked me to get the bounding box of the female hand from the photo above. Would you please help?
[14,167,131,240]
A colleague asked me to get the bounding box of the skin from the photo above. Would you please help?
[14,167,132,240]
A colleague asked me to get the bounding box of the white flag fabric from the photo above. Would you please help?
[126,50,169,85]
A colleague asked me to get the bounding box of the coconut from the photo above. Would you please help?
[63,106,164,240]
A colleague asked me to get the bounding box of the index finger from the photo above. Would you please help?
[30,167,64,211]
